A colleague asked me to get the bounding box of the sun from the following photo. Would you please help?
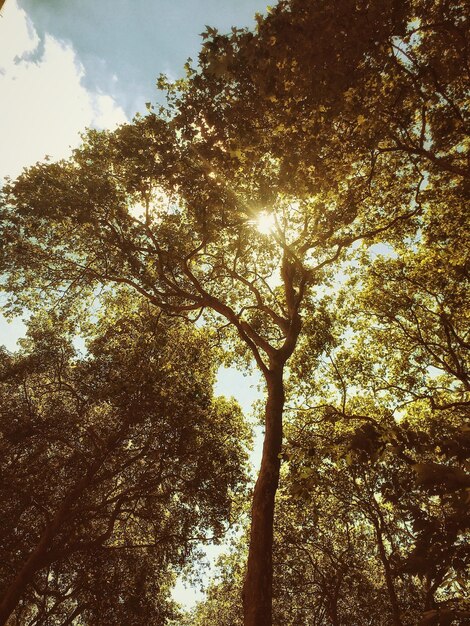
[256,211,275,235]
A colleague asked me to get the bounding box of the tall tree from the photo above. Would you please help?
[1,1,467,623]
[184,204,470,625]
[0,295,248,625]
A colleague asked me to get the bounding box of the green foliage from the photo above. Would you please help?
[0,0,468,623]
[0,296,249,624]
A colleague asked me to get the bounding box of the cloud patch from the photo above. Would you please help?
[0,1,127,180]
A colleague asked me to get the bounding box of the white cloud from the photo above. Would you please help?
[0,0,127,180]
[0,0,39,64]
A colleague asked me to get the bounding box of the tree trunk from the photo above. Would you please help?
[0,527,52,625]
[327,597,340,626]
[243,367,284,626]
[374,522,403,626]
[327,574,343,626]
[0,462,102,625]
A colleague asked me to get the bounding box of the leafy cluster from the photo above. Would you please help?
[0,297,248,625]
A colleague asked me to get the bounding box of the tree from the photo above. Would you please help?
[276,410,469,625]
[187,292,469,625]
[0,294,249,625]
[272,177,470,624]
[1,1,467,623]
[182,548,245,626]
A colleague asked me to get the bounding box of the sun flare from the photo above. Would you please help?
[256,211,275,235]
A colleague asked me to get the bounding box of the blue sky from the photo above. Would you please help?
[1,0,265,606]
[18,0,268,117]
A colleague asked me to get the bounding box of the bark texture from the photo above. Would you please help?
[242,368,284,626]
[0,464,100,625]
[374,521,403,626]
[0,540,47,625]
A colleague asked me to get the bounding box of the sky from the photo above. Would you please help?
[17,0,269,117]
[0,0,266,608]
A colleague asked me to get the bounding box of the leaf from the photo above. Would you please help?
[229,148,243,160]
[412,462,470,492]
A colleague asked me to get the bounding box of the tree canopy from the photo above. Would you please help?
[0,0,468,624]
[0,295,248,625]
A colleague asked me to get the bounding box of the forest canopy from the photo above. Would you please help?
[0,0,468,625]
[0,295,249,625]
